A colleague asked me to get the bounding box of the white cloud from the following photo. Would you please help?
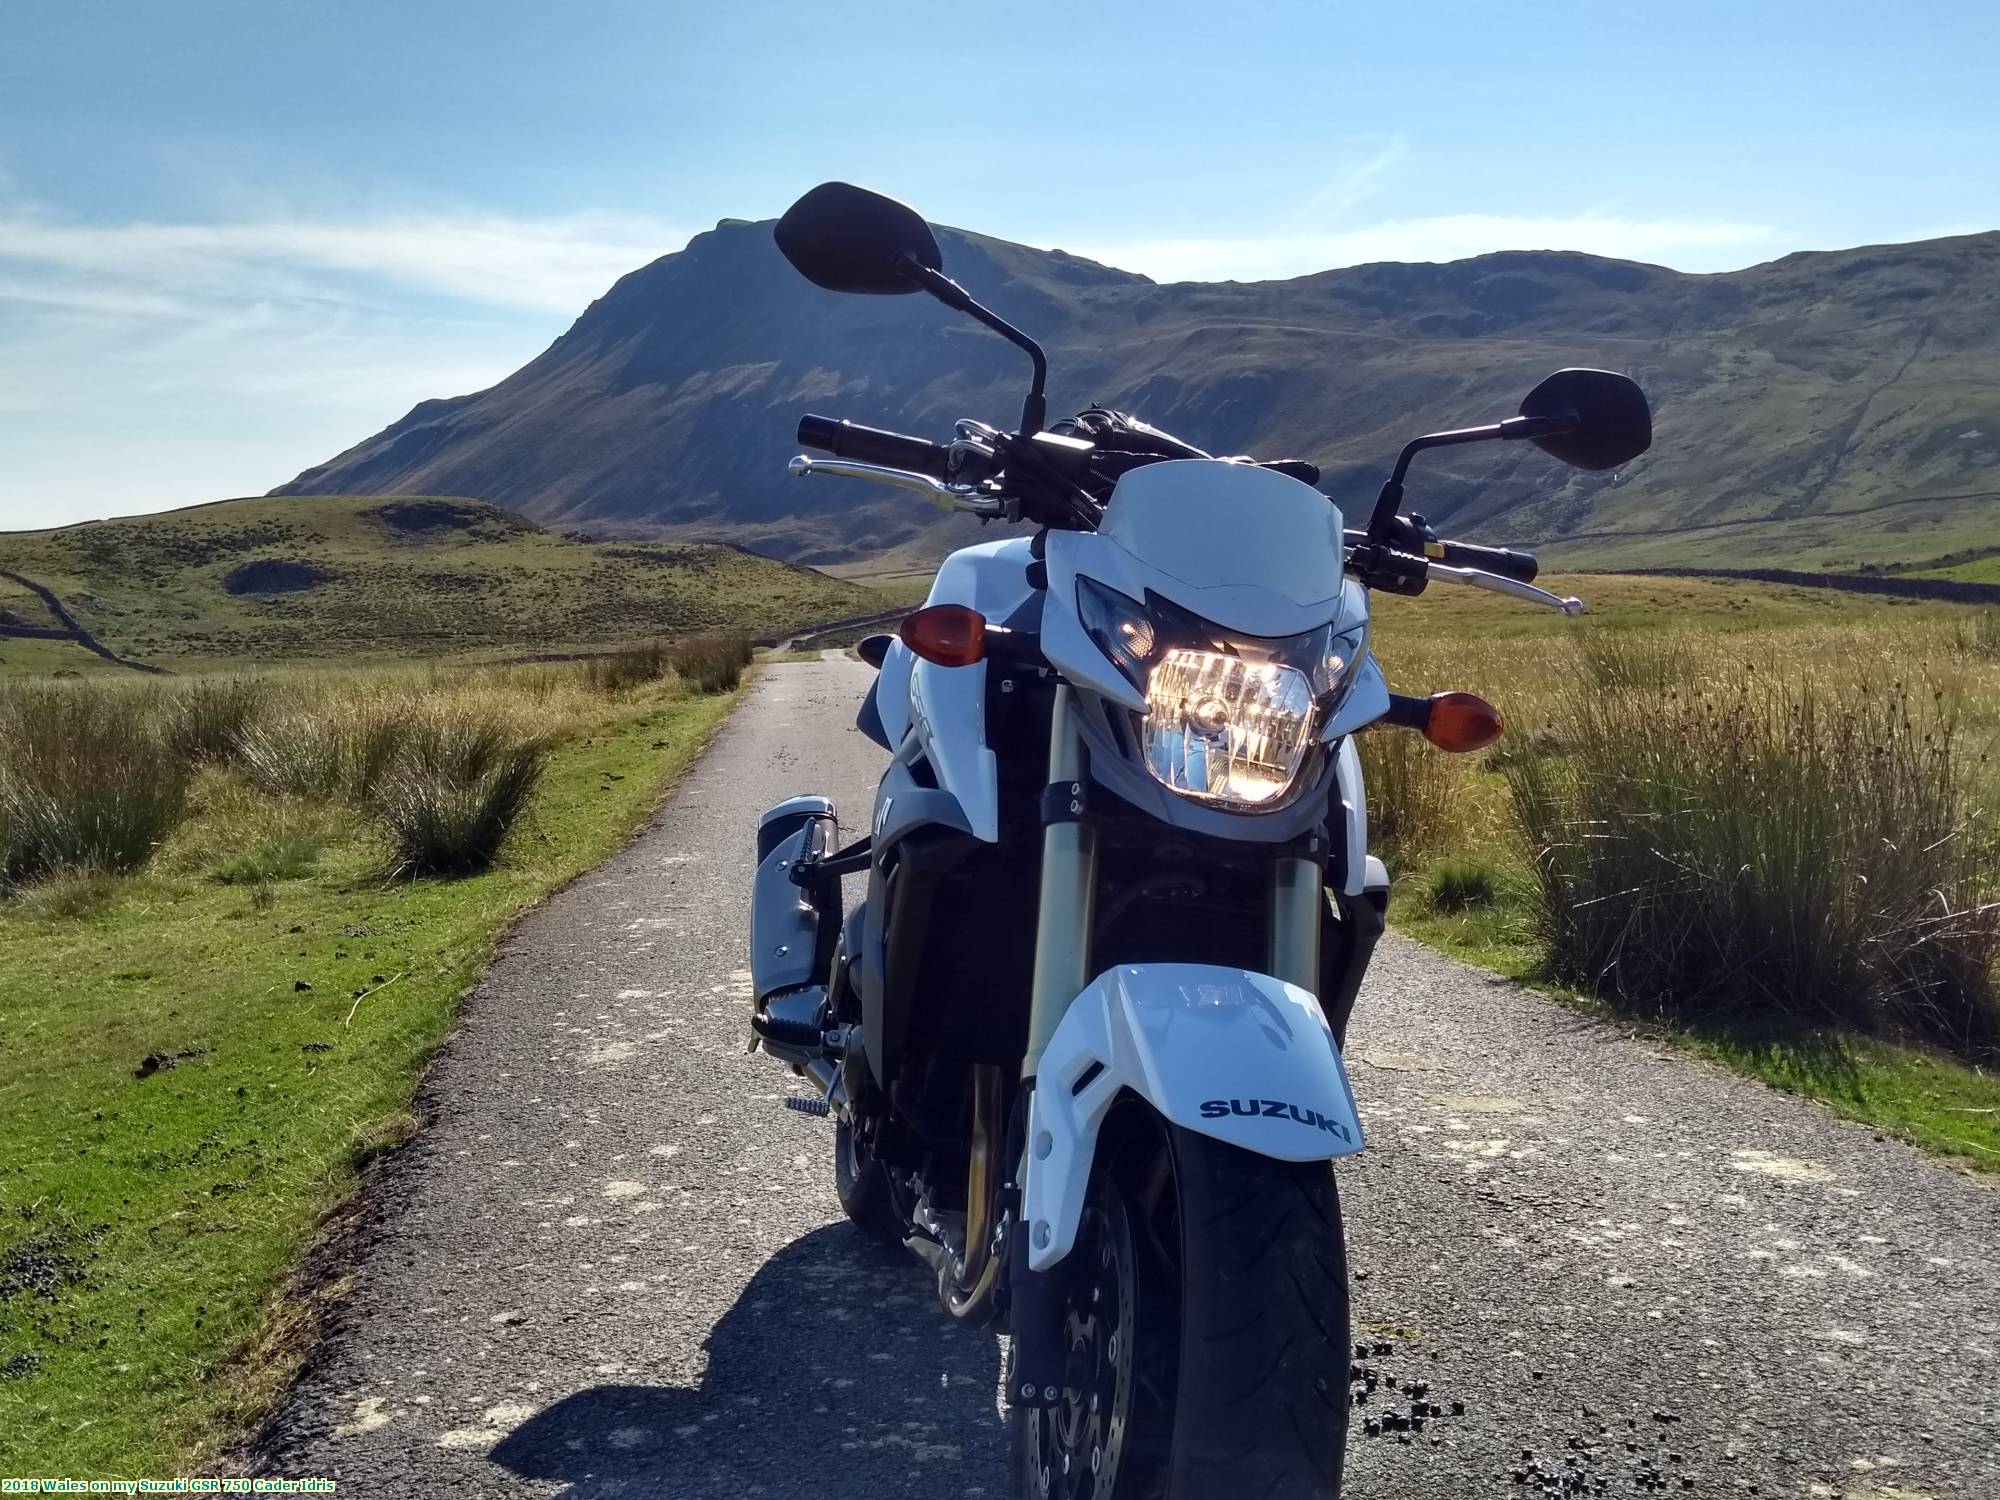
[0,207,696,529]
[0,208,691,316]
[0,296,537,529]
[1059,212,1780,283]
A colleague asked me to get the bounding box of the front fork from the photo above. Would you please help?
[1023,685,1324,1078]
[1024,685,1098,1079]
[1007,685,1325,1406]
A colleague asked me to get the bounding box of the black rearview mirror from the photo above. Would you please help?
[1518,368,1652,471]
[774,182,943,295]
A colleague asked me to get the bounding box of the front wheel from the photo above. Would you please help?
[1012,1104,1351,1499]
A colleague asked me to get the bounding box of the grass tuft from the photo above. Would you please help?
[212,831,324,886]
[12,871,127,920]
[1948,608,2000,661]
[585,640,671,693]
[159,678,270,763]
[1425,857,1501,913]
[232,711,349,800]
[369,710,545,878]
[667,632,753,695]
[584,633,749,696]
[1508,643,2000,1059]
[0,684,190,885]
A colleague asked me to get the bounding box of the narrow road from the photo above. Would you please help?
[258,656,2000,1499]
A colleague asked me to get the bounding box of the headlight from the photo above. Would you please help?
[1078,578,1366,810]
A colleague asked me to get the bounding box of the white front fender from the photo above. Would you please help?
[1019,964,1364,1272]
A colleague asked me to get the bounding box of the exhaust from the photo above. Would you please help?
[904,1065,1004,1322]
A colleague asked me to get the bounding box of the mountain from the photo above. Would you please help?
[0,495,871,672]
[277,220,2000,571]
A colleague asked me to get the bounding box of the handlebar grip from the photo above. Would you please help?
[1437,539,1539,584]
[797,415,951,480]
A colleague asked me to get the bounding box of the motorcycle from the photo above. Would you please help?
[746,182,1651,1499]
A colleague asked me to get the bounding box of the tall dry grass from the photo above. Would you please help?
[370,707,545,877]
[1355,729,1458,871]
[0,639,723,895]
[159,676,271,762]
[1949,609,2000,662]
[586,640,671,693]
[0,684,190,885]
[1507,640,2000,1057]
[584,632,751,695]
[668,632,753,695]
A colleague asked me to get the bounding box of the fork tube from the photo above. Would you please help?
[1024,686,1097,1078]
[1269,855,1323,994]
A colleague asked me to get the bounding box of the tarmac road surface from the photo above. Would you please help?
[257,655,2000,1498]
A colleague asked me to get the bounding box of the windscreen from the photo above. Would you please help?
[1098,459,1346,609]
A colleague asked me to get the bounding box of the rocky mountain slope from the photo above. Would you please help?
[278,220,2000,570]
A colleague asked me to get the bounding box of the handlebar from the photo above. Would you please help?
[1342,527,1540,585]
[794,412,1547,597]
[1434,539,1539,584]
[797,415,951,481]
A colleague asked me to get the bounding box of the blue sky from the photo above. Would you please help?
[2,0,1995,529]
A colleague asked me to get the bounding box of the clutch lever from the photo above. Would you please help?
[788,455,1006,517]
[1427,563,1585,616]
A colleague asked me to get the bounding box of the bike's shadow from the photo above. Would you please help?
[491,1223,1009,1498]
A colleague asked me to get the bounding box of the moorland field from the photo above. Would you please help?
[0,638,749,1471]
[0,493,872,676]
[1,489,1996,1474]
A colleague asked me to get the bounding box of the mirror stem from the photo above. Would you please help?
[1365,414,1580,538]
[899,256,1049,434]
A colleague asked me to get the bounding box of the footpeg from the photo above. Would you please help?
[752,1005,828,1051]
[753,1013,827,1049]
[752,986,829,1056]
[784,1095,831,1117]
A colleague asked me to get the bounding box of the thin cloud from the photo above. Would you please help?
[1288,139,1412,226]
[1060,212,1781,283]
[0,209,692,315]
[0,206,690,527]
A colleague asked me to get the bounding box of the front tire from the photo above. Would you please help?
[1014,1105,1351,1499]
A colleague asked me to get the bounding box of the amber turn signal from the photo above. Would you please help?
[899,604,987,667]
[1423,691,1503,753]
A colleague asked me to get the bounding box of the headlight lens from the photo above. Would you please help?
[1142,648,1315,805]
[1078,578,1366,810]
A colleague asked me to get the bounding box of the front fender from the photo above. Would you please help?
[1019,963,1364,1272]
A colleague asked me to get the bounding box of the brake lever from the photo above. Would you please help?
[788,455,1006,517]
[1427,563,1584,615]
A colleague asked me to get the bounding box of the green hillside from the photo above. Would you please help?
[0,494,872,674]
[279,219,2000,571]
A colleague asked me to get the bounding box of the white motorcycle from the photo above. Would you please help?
[747,182,1651,1499]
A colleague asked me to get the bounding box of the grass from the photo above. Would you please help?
[0,686,191,883]
[1422,857,1501,914]
[370,710,545,877]
[161,677,271,762]
[1509,643,1999,1054]
[1948,608,2000,658]
[1539,492,2000,577]
[0,656,745,1475]
[1355,728,1455,873]
[211,830,325,887]
[586,633,753,695]
[1365,589,2000,1172]
[0,494,878,674]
